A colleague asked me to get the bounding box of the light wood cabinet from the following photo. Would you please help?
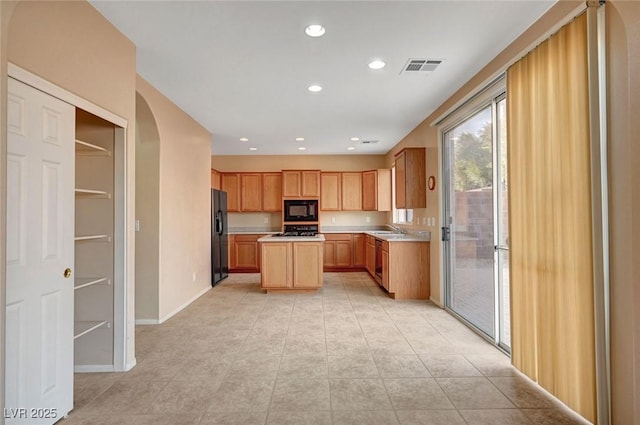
[381,247,389,291]
[229,234,261,272]
[240,173,262,212]
[260,242,291,288]
[365,235,376,276]
[380,240,430,300]
[320,172,341,211]
[282,170,320,198]
[394,148,426,209]
[323,234,353,269]
[262,172,282,212]
[302,170,321,198]
[221,173,240,212]
[260,240,323,291]
[292,242,323,288]
[353,234,366,267]
[362,169,391,211]
[211,169,221,190]
[222,172,280,212]
[341,172,362,211]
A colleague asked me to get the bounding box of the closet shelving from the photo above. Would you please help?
[74,321,110,340]
[74,277,110,290]
[74,110,116,370]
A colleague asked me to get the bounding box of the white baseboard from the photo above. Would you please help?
[135,319,160,325]
[74,364,115,373]
[124,358,137,371]
[158,286,211,324]
[429,296,444,308]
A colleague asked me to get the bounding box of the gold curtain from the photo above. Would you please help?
[507,12,596,423]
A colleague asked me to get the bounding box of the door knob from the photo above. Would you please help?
[63,268,72,279]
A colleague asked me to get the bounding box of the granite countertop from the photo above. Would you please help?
[258,234,326,242]
[229,231,280,235]
[363,231,431,242]
[319,226,387,234]
[228,227,280,235]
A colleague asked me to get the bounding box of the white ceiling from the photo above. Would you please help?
[90,1,554,156]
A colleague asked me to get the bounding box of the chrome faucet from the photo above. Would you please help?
[388,224,405,234]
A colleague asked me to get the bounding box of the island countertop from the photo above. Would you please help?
[258,234,326,243]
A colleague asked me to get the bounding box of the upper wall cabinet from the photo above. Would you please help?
[341,172,362,211]
[320,172,341,211]
[282,170,320,198]
[221,173,241,212]
[240,173,263,212]
[394,148,426,209]
[262,172,282,212]
[211,169,221,190]
[362,169,391,211]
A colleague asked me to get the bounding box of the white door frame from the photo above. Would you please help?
[5,63,132,372]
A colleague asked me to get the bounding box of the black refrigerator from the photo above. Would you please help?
[211,189,229,286]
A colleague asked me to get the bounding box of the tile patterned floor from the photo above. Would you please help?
[61,272,590,425]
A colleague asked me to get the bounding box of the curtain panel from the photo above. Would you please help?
[507,12,596,423]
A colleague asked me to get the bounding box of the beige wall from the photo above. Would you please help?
[211,154,386,172]
[5,0,137,367]
[607,2,640,424]
[134,92,161,321]
[137,76,212,321]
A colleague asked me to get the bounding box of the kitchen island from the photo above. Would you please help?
[258,234,325,293]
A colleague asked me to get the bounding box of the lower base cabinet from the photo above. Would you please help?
[229,234,261,272]
[365,236,376,275]
[381,241,430,299]
[260,241,323,291]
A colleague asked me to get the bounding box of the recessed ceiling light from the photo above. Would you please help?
[305,24,325,37]
[249,147,257,151]
[347,146,356,151]
[307,85,322,93]
[295,137,305,142]
[350,137,360,142]
[368,59,386,70]
[239,137,249,142]
[298,147,307,151]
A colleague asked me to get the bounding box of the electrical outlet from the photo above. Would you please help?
[331,217,336,224]
[366,216,371,223]
[263,216,269,224]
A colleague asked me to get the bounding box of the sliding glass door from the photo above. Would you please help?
[442,93,510,350]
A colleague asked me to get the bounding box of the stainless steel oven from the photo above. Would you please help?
[375,239,382,283]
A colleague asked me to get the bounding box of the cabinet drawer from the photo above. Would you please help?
[323,233,353,242]
[234,234,261,242]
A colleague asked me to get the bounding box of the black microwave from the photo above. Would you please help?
[283,199,318,222]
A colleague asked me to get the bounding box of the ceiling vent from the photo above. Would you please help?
[360,140,379,145]
[400,58,443,75]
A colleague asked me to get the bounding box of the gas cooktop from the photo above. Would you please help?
[273,224,318,237]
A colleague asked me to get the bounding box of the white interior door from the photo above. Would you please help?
[5,78,75,424]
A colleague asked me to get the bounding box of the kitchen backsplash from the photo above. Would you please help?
[228,211,387,231]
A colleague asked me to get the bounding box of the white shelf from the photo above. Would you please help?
[75,277,110,290]
[74,234,110,242]
[75,188,111,199]
[74,321,109,340]
[75,139,111,156]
